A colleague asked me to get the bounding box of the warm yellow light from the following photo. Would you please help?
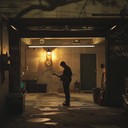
[46,49,52,66]
[27,118,51,123]
[47,49,52,57]
[47,51,51,55]
[52,50,57,61]
[28,45,95,48]
[93,38,105,44]
[3,48,9,55]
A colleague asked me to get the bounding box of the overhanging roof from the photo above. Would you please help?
[9,18,128,38]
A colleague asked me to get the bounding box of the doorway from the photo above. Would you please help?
[80,54,96,91]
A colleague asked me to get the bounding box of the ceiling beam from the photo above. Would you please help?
[19,30,106,38]
[9,18,128,26]
[9,18,128,38]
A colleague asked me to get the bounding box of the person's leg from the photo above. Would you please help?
[63,82,70,106]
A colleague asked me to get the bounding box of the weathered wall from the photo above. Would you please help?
[0,18,9,116]
[21,40,105,92]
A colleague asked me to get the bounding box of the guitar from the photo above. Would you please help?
[53,73,64,81]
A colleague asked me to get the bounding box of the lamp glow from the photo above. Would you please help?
[46,49,52,66]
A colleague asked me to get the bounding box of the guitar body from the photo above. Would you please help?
[53,73,64,81]
[60,75,64,81]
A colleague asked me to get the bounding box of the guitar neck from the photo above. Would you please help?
[53,73,60,77]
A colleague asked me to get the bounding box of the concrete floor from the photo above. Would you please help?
[1,92,128,128]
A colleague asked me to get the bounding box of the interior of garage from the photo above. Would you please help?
[1,1,128,127]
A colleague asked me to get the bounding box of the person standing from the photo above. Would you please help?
[60,61,72,106]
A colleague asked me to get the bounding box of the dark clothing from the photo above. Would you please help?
[63,65,72,80]
[61,65,72,105]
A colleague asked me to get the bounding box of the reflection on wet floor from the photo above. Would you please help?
[44,121,59,125]
[1,92,128,128]
[38,107,59,111]
[27,117,51,123]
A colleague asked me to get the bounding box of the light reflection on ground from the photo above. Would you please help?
[38,107,59,111]
[44,122,59,125]
[27,118,51,123]
[42,112,64,115]
[29,112,64,117]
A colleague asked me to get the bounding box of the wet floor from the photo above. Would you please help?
[1,92,128,128]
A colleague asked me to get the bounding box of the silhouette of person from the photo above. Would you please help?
[60,61,72,106]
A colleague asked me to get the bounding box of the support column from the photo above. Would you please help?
[105,24,128,107]
[9,25,21,93]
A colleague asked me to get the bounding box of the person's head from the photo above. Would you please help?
[60,61,66,68]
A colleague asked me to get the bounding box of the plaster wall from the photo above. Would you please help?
[21,40,105,92]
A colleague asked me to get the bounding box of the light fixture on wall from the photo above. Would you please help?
[28,45,95,48]
[45,49,52,66]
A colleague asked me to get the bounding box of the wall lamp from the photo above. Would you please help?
[45,49,52,66]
